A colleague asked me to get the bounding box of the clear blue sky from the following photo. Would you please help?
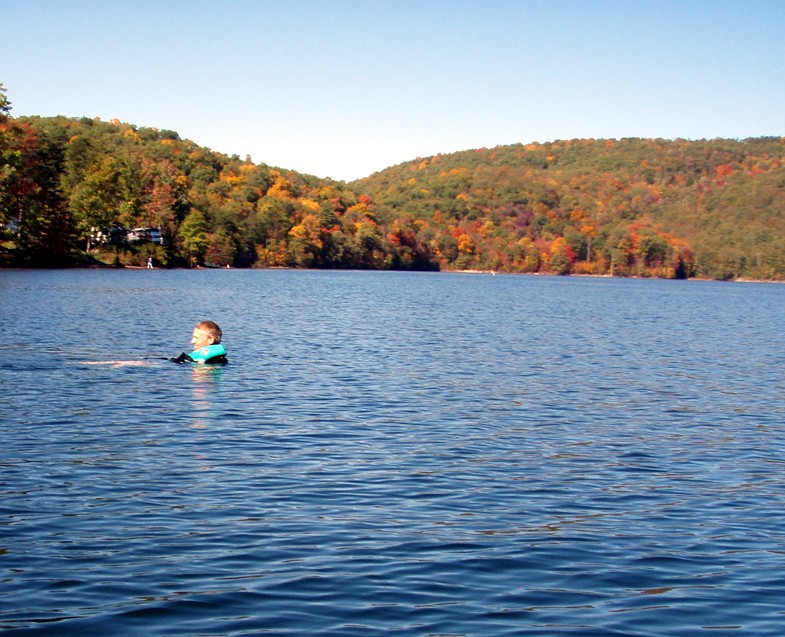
[3,0,784,181]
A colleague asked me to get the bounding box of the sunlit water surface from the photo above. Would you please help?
[1,269,784,636]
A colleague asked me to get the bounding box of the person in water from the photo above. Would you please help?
[170,320,228,365]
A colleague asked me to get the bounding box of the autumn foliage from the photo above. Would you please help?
[2,84,784,279]
[354,138,785,280]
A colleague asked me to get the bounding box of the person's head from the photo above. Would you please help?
[191,320,222,349]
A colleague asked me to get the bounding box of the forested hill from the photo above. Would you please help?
[1,110,372,270]
[352,138,785,280]
[2,87,784,278]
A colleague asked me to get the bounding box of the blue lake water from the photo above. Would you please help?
[1,269,785,636]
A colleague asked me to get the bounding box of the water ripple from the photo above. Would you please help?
[2,271,785,635]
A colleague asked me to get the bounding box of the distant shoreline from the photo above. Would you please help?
[4,263,781,284]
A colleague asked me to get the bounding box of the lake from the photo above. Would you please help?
[1,269,784,636]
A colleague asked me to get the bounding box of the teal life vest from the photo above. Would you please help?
[189,343,227,364]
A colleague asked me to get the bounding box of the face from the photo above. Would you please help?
[191,327,214,350]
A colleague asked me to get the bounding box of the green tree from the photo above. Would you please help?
[179,209,209,266]
[69,157,122,249]
[636,229,670,270]
[0,83,10,123]
[253,196,295,246]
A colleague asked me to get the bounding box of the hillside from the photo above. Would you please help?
[352,138,785,280]
[2,84,784,278]
[1,110,382,269]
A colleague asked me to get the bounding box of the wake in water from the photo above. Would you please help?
[77,360,150,368]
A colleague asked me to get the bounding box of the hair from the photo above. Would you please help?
[196,320,222,343]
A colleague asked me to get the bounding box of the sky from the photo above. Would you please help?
[2,0,784,182]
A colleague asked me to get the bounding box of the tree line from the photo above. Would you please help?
[355,138,785,280]
[2,84,784,279]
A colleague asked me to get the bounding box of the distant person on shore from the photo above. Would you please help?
[147,257,153,269]
[170,320,228,365]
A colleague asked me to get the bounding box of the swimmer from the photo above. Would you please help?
[170,320,228,365]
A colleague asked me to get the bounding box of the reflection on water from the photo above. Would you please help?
[191,364,224,429]
[1,270,785,636]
